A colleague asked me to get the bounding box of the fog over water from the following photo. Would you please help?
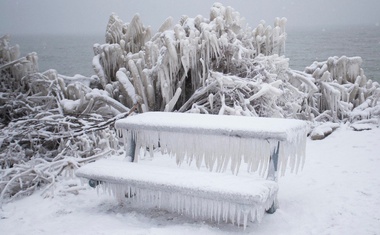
[1,0,379,35]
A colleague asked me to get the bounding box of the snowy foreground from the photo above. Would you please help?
[1,125,380,235]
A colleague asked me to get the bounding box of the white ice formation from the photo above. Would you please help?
[86,3,380,123]
[0,35,38,80]
[92,3,291,116]
[303,56,380,122]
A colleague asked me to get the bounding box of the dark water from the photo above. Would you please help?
[11,34,104,77]
[286,25,380,82]
[10,25,380,82]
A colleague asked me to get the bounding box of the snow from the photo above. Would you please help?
[310,122,340,140]
[60,99,81,113]
[1,125,379,234]
[350,123,373,131]
[116,112,307,175]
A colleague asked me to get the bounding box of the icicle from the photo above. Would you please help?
[116,70,137,105]
[164,34,177,61]
[128,59,149,111]
[243,210,249,229]
[158,17,173,33]
[164,87,182,112]
[237,207,241,227]
[180,38,190,74]
[230,203,236,225]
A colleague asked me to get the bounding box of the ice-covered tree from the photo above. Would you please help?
[89,3,289,116]
[302,56,380,121]
[0,36,122,201]
[87,3,379,121]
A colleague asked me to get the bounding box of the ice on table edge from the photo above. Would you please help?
[116,112,307,176]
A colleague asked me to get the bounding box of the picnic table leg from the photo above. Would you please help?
[125,131,136,162]
[266,141,280,214]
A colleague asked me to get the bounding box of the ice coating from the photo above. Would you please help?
[116,112,307,175]
[76,159,278,228]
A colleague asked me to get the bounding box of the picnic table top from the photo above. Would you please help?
[115,112,307,141]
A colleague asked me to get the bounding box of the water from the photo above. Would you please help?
[11,34,104,77]
[286,25,380,82]
[9,25,380,82]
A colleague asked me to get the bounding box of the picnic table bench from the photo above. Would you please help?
[76,112,307,228]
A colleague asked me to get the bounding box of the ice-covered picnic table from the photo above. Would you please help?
[76,112,307,228]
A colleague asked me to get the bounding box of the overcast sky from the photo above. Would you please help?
[1,0,379,35]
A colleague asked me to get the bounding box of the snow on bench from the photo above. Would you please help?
[76,112,307,228]
[76,159,279,226]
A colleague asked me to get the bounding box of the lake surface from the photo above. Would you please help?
[10,25,380,82]
[11,34,103,77]
[286,25,380,82]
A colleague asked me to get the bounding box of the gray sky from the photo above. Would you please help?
[1,0,379,35]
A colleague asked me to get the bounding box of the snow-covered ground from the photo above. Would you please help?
[1,124,379,235]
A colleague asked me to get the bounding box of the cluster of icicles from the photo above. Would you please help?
[121,127,306,177]
[86,2,380,123]
[90,181,277,228]
[90,2,290,116]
